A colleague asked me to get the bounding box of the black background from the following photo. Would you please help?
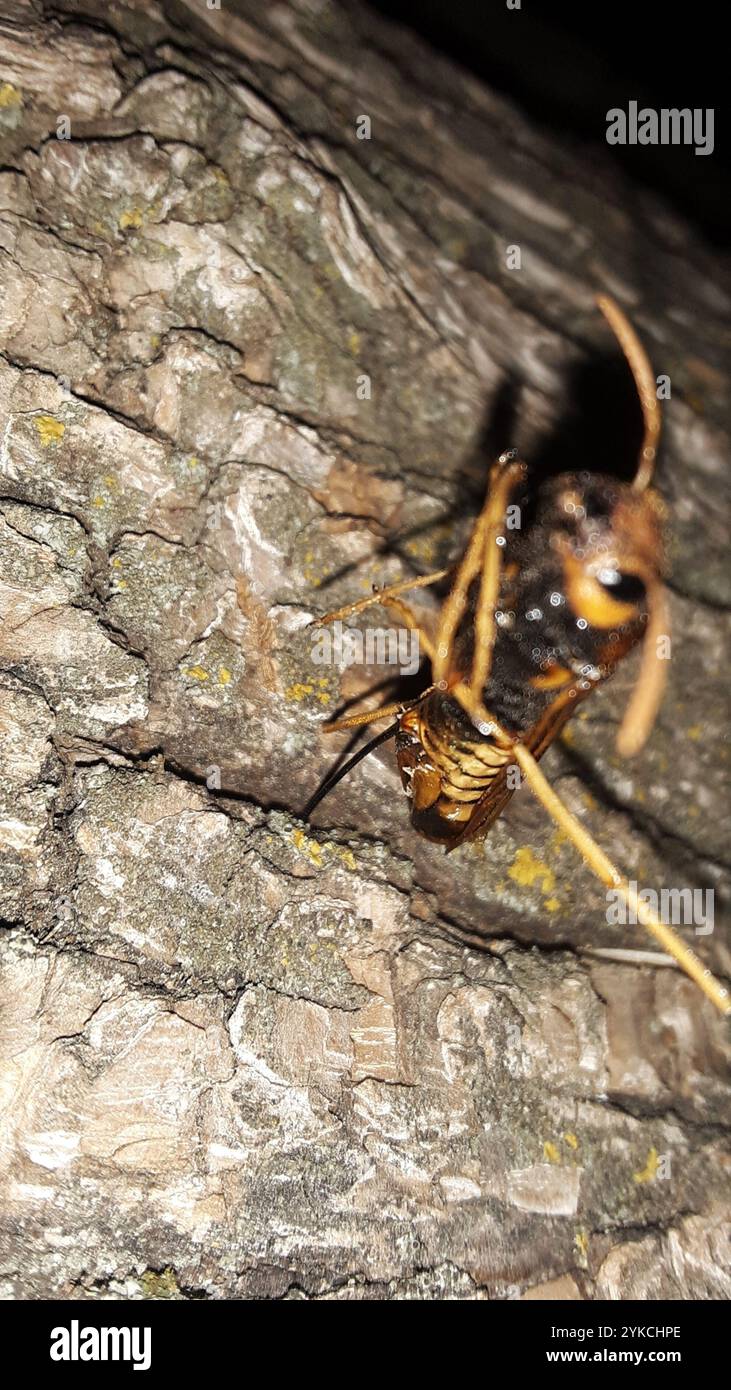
[368,0,727,246]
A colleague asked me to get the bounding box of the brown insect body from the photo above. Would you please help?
[397,470,664,846]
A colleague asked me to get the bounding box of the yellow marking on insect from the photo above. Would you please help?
[633,1147,659,1184]
[509,847,556,895]
[218,667,232,685]
[531,664,572,690]
[563,552,637,628]
[119,207,143,229]
[185,665,209,681]
[35,416,65,446]
[543,1141,561,1164]
[0,82,22,108]
[564,1132,579,1150]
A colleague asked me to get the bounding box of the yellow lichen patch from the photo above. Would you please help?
[119,207,143,230]
[544,897,561,912]
[291,830,356,873]
[574,1229,589,1262]
[218,667,232,685]
[213,166,229,184]
[633,1147,659,1184]
[348,330,361,355]
[292,828,324,868]
[564,1132,579,1151]
[185,665,209,681]
[0,82,22,108]
[543,1141,561,1164]
[34,415,65,447]
[286,682,314,702]
[91,496,106,508]
[509,847,556,895]
[187,455,200,468]
[550,828,569,854]
[445,237,467,261]
[333,845,357,871]
[687,725,702,741]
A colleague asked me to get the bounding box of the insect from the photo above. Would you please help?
[305,296,729,1017]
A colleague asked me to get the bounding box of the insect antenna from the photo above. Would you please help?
[596,294,661,492]
[302,720,400,821]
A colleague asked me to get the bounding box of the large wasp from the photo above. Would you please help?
[305,297,729,1016]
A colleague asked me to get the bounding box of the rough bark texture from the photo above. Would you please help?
[0,0,729,1301]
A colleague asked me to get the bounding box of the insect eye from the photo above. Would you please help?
[596,569,646,605]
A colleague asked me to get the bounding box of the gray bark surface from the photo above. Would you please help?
[0,0,729,1299]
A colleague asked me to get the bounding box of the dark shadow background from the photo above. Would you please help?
[368,0,727,246]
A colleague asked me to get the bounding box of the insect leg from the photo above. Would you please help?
[312,568,451,627]
[470,456,527,701]
[321,591,437,733]
[432,454,526,692]
[323,686,435,732]
[512,740,731,1017]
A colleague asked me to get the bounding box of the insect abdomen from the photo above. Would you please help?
[396,699,511,843]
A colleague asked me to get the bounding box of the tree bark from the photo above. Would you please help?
[0,0,729,1299]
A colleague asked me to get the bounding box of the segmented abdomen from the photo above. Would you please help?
[396,701,511,842]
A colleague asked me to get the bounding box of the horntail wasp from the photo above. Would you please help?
[305,296,729,1016]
